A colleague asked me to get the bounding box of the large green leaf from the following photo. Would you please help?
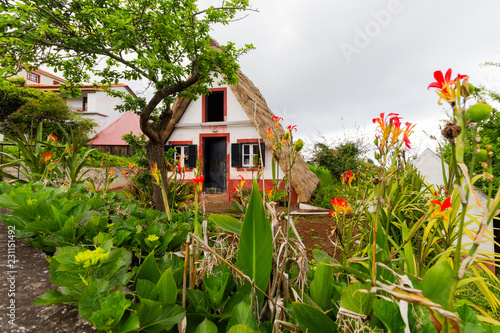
[227,301,259,331]
[134,250,161,287]
[157,268,177,305]
[339,282,373,315]
[235,180,273,308]
[373,299,406,333]
[421,260,453,309]
[227,325,259,333]
[195,318,218,333]
[78,280,130,331]
[292,302,337,333]
[310,257,333,311]
[209,213,243,235]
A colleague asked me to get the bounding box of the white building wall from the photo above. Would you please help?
[167,80,283,182]
[414,148,495,260]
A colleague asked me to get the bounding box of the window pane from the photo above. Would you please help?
[243,156,250,166]
[243,144,249,154]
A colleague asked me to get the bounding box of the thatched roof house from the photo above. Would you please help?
[164,42,319,203]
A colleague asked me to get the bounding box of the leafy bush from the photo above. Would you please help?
[312,141,362,179]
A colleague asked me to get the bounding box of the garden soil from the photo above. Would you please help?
[0,201,334,332]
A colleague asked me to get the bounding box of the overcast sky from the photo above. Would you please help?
[167,0,500,156]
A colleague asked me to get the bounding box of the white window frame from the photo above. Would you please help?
[27,72,40,83]
[241,143,260,167]
[174,145,188,167]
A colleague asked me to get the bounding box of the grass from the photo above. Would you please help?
[308,164,344,209]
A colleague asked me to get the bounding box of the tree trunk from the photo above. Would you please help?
[146,139,169,212]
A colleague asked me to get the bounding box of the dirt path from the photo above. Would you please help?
[0,209,96,333]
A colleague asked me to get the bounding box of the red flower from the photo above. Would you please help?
[193,175,204,191]
[42,152,52,163]
[272,116,283,127]
[428,69,468,105]
[286,125,297,132]
[429,197,453,220]
[430,197,452,211]
[330,197,352,215]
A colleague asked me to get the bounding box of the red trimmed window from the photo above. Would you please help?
[231,142,265,168]
[203,88,226,122]
[27,72,40,83]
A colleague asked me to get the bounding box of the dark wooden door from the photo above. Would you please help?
[203,137,227,194]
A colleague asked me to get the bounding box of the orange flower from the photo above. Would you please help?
[122,169,129,176]
[329,197,352,215]
[48,133,57,143]
[110,168,115,177]
[341,170,355,186]
[265,186,274,200]
[42,152,52,163]
[429,197,453,219]
[128,163,135,170]
[150,165,161,184]
[266,127,274,140]
[272,116,283,127]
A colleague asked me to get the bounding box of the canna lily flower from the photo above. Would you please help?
[122,169,129,176]
[193,175,204,191]
[266,127,274,140]
[429,197,453,220]
[341,170,355,186]
[48,133,57,143]
[110,168,115,177]
[428,69,468,105]
[128,163,135,170]
[150,165,160,184]
[265,186,274,200]
[272,116,283,127]
[329,197,352,215]
[286,125,297,133]
[238,175,246,188]
[42,152,52,163]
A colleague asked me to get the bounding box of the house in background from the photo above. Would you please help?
[90,111,142,156]
[164,69,320,204]
[414,148,496,271]
[17,68,137,133]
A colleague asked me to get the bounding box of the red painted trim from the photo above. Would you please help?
[236,138,260,143]
[236,167,260,172]
[27,72,40,83]
[168,140,193,145]
[202,87,227,123]
[199,133,230,194]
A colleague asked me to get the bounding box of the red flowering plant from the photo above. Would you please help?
[0,121,65,184]
[328,197,362,265]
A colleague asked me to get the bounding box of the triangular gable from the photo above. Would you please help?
[91,111,141,145]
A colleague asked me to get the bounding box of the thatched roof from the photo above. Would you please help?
[227,70,319,203]
[167,41,320,203]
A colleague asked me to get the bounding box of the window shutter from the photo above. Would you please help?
[231,143,242,168]
[260,142,266,167]
[187,145,198,169]
[164,144,172,152]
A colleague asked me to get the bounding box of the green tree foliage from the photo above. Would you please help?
[0,78,96,141]
[0,0,253,210]
[312,141,361,179]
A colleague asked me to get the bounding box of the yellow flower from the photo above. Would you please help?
[74,247,109,269]
[146,234,159,242]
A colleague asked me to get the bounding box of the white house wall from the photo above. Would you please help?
[167,81,284,182]
[414,148,495,262]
